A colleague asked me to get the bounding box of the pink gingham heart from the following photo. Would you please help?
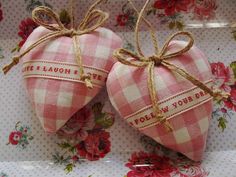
[107,41,213,161]
[21,26,122,133]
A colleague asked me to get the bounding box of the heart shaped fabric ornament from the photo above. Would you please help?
[107,40,213,161]
[21,26,121,133]
[107,0,228,161]
[3,1,122,133]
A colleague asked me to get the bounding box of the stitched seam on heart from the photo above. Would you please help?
[124,79,213,120]
[138,97,212,130]
[23,73,103,88]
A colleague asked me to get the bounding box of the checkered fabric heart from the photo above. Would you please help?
[107,41,213,161]
[21,26,122,133]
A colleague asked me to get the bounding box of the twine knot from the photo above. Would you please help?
[2,56,20,74]
[81,75,93,89]
[12,56,20,65]
[149,55,162,66]
[113,0,229,131]
[68,29,77,36]
[2,0,108,89]
[213,89,230,101]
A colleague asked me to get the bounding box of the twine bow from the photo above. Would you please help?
[113,0,229,131]
[2,0,109,88]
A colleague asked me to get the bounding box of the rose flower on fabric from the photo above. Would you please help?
[153,0,193,16]
[224,88,236,111]
[116,14,129,26]
[126,151,176,177]
[57,107,94,142]
[18,18,38,47]
[71,155,79,162]
[193,0,217,20]
[210,62,234,92]
[0,3,3,22]
[76,130,111,161]
[8,131,22,145]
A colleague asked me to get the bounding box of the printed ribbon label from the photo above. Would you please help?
[22,60,108,87]
[125,80,213,130]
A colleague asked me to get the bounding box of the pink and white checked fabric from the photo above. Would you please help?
[107,41,213,161]
[21,26,122,133]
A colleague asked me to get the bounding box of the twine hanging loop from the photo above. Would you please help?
[113,0,229,131]
[3,0,109,89]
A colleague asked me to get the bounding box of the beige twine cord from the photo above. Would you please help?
[2,0,109,89]
[113,0,229,131]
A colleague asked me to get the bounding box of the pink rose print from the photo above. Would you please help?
[18,18,38,48]
[153,0,193,16]
[7,122,34,148]
[125,136,209,177]
[57,107,94,142]
[115,2,137,29]
[210,62,234,92]
[153,0,217,19]
[193,0,217,20]
[71,155,79,162]
[220,107,227,113]
[8,131,22,145]
[54,102,114,173]
[144,0,218,31]
[224,88,236,111]
[0,3,3,22]
[76,130,111,161]
[126,151,176,177]
[116,14,129,26]
[211,62,236,111]
[211,62,236,131]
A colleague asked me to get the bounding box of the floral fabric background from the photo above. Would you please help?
[0,0,236,177]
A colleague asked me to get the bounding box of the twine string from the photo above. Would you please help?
[3,0,109,89]
[113,0,229,131]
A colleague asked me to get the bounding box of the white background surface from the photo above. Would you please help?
[0,0,236,176]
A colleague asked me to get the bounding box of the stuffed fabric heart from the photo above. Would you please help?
[107,40,213,161]
[21,26,122,133]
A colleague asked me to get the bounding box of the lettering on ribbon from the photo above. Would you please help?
[125,80,213,130]
[22,60,108,87]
